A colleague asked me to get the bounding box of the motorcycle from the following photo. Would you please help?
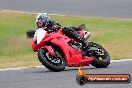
[31,25,110,72]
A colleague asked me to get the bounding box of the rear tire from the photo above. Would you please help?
[38,48,66,72]
[89,42,110,68]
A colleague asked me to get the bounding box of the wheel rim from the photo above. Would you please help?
[42,50,64,67]
[90,45,108,61]
[46,52,61,64]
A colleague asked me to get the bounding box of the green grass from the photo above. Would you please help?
[0,11,132,68]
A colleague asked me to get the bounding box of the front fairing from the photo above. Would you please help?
[32,29,48,52]
[32,30,70,52]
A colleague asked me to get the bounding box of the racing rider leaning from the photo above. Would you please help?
[34,13,89,50]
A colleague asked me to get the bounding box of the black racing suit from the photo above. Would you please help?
[62,27,88,47]
[45,21,88,48]
[46,20,61,33]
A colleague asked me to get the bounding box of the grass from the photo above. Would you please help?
[0,11,132,68]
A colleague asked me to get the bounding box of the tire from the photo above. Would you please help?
[89,42,110,68]
[38,48,66,72]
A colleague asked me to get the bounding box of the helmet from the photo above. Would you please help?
[35,13,50,27]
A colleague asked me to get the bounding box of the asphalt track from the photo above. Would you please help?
[0,0,132,19]
[0,61,132,88]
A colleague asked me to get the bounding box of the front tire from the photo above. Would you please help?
[89,42,110,68]
[38,48,66,72]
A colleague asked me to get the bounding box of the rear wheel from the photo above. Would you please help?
[89,42,110,68]
[38,48,66,72]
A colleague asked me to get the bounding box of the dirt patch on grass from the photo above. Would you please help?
[0,54,40,69]
[103,38,132,59]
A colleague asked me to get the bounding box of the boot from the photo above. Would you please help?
[78,37,90,54]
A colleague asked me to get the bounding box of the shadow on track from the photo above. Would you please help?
[30,66,111,74]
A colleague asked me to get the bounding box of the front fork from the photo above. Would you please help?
[41,46,54,56]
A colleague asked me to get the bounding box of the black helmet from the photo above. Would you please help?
[35,13,50,27]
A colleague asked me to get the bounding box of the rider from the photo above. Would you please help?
[34,13,89,50]
[34,13,61,39]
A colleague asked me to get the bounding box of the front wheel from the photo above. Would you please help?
[89,42,110,68]
[38,48,66,72]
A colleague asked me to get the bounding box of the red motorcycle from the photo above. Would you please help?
[31,26,110,72]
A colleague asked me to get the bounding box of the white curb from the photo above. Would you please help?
[1,10,132,20]
[0,66,43,71]
[111,59,132,62]
[0,59,131,71]
[1,10,66,16]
